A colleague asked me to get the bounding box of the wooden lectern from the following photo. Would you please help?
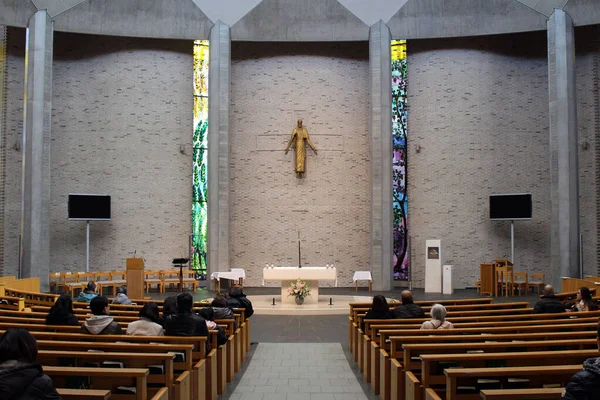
[126,258,144,300]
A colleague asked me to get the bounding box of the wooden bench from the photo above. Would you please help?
[56,388,112,400]
[444,365,581,400]
[39,350,175,400]
[45,366,149,400]
[480,388,564,400]
[416,350,598,400]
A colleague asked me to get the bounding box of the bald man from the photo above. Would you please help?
[391,290,425,319]
[532,284,566,314]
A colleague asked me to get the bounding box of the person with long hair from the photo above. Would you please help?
[126,302,163,336]
[574,287,598,312]
[361,295,392,331]
[420,304,454,330]
[45,294,79,326]
[0,329,61,399]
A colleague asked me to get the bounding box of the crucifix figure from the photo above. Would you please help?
[284,119,317,178]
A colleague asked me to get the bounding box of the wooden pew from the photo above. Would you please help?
[417,350,598,400]
[56,389,112,400]
[444,365,581,400]
[480,388,564,400]
[377,321,597,398]
[39,350,175,400]
[45,366,149,400]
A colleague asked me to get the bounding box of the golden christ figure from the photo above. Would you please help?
[284,119,317,178]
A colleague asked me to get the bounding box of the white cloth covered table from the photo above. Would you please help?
[262,266,337,304]
[352,271,372,291]
[210,269,246,291]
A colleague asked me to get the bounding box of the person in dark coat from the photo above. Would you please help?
[532,285,566,314]
[562,322,600,399]
[227,287,254,318]
[0,328,61,400]
[391,290,425,319]
[45,295,80,326]
[80,296,123,335]
[164,292,208,337]
[361,295,391,331]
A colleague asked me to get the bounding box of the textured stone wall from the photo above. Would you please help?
[3,27,25,276]
[575,25,600,278]
[48,32,193,272]
[406,31,552,289]
[230,42,370,287]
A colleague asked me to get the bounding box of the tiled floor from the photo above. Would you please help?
[226,343,369,400]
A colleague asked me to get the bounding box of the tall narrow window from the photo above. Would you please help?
[391,40,408,280]
[192,40,209,278]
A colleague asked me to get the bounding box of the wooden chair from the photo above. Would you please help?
[109,271,127,294]
[496,266,514,297]
[145,271,164,293]
[530,273,545,294]
[49,272,63,294]
[64,273,84,297]
[93,272,113,295]
[513,272,528,295]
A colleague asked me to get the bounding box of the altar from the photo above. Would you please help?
[262,266,338,304]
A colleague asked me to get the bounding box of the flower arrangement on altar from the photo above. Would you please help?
[288,279,311,303]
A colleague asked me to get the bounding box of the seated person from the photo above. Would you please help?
[112,286,132,305]
[361,294,391,331]
[562,322,600,399]
[126,302,163,336]
[80,296,123,335]
[533,284,565,314]
[164,292,208,337]
[573,287,599,312]
[211,293,237,329]
[45,295,79,326]
[227,286,254,318]
[391,290,425,319]
[197,307,228,346]
[162,296,177,327]
[76,281,98,303]
[0,328,61,400]
[420,304,453,330]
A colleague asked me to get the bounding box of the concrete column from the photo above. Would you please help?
[369,21,393,291]
[548,9,580,287]
[21,11,52,291]
[0,26,6,276]
[207,21,231,274]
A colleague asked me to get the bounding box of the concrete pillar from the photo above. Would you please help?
[207,21,231,274]
[548,9,580,287]
[21,11,52,291]
[369,21,393,291]
[0,26,6,277]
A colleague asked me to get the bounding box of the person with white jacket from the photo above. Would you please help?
[126,303,164,336]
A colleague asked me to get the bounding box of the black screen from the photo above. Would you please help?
[490,194,532,220]
[68,194,111,220]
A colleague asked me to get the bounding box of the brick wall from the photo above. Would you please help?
[406,31,552,289]
[3,27,25,276]
[230,42,370,287]
[48,32,193,272]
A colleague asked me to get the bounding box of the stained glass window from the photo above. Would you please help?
[192,40,209,278]
[392,40,408,280]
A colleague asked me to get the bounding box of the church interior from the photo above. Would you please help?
[1,0,600,399]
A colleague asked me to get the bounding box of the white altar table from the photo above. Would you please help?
[262,266,337,304]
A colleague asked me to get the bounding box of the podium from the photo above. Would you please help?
[126,258,144,300]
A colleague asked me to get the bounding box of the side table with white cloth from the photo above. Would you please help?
[210,268,246,292]
[353,271,372,291]
[262,266,337,304]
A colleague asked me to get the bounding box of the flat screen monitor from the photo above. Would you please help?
[68,194,111,221]
[489,193,532,221]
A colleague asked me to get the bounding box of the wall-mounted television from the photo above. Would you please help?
[68,194,111,221]
[489,193,532,221]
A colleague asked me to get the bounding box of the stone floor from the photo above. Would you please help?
[222,343,373,400]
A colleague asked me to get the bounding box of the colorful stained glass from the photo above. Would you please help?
[192,40,209,278]
[392,40,408,280]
